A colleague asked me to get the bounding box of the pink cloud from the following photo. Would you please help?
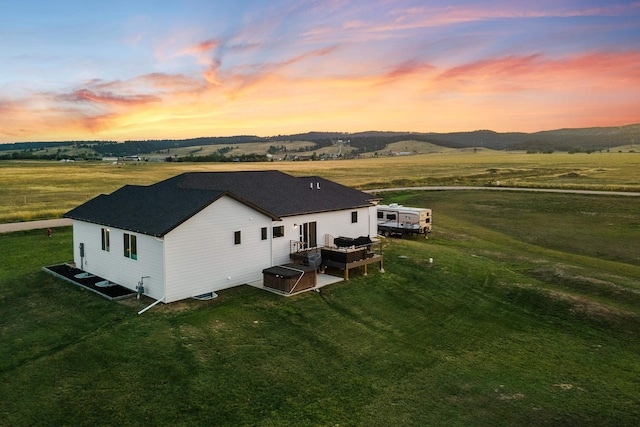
[381,59,436,83]
[436,54,544,89]
[434,50,640,93]
[347,3,640,36]
[179,38,221,56]
[60,89,161,106]
[0,100,18,115]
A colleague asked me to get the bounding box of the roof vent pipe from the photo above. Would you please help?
[310,182,313,189]
[316,182,321,190]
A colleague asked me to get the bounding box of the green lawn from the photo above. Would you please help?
[2,191,640,426]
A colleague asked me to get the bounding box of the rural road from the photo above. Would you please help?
[0,218,72,234]
[1,186,639,234]
[365,186,640,197]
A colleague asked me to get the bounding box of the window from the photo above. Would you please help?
[234,230,241,245]
[351,211,358,223]
[261,227,268,240]
[273,225,284,238]
[387,213,397,221]
[377,211,383,219]
[101,228,110,252]
[124,233,137,260]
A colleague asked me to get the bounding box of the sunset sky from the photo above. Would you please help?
[1,0,639,143]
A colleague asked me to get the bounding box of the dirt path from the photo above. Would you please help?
[0,218,72,234]
[366,186,640,197]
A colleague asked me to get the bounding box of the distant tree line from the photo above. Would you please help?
[180,153,269,162]
[0,151,67,160]
[92,136,259,157]
[0,141,76,152]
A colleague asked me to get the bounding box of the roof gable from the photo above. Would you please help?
[64,185,226,236]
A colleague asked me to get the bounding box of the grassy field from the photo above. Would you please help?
[144,140,327,160]
[1,150,639,223]
[1,190,639,426]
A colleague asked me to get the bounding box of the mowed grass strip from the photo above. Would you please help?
[2,190,640,426]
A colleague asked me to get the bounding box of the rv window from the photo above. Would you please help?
[387,214,397,221]
[377,211,383,219]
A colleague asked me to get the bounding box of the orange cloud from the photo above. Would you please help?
[134,73,208,93]
[203,60,222,85]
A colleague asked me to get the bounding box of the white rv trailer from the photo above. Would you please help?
[377,203,432,237]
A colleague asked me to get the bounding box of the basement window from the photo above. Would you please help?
[124,233,137,260]
[101,228,110,252]
[234,231,241,245]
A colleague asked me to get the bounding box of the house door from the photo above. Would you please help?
[299,221,317,248]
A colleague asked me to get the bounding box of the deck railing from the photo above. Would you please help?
[290,235,382,257]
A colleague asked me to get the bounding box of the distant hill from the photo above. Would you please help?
[2,124,639,160]
[271,125,640,153]
[409,124,640,152]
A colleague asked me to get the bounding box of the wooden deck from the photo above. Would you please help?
[289,237,385,281]
[322,254,384,280]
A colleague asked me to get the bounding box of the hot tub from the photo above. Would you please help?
[262,263,317,294]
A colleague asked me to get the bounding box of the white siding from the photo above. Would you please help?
[70,200,377,304]
[163,196,272,303]
[367,205,378,237]
[271,206,376,265]
[71,221,165,300]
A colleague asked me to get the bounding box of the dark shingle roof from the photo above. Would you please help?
[64,170,378,236]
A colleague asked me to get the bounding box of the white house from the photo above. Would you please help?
[63,171,380,303]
